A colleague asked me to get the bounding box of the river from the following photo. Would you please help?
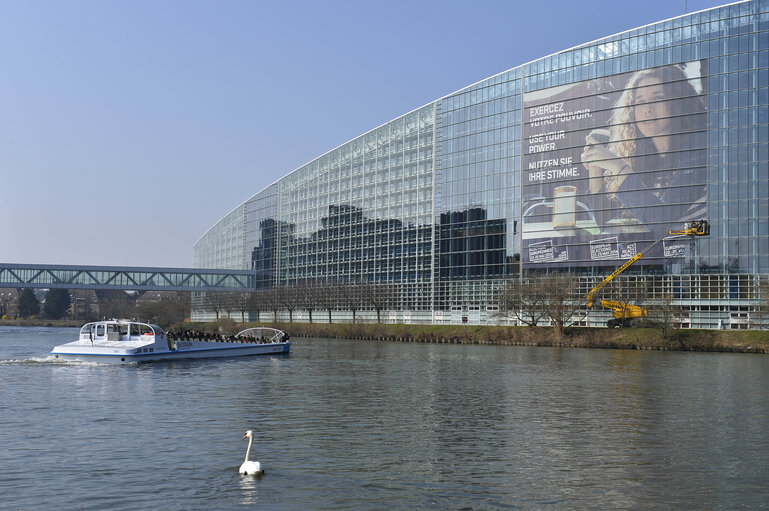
[1,326,767,510]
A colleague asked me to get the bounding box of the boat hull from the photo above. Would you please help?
[50,342,291,364]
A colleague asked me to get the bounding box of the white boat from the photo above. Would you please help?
[50,320,291,364]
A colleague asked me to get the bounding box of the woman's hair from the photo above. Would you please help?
[608,65,705,159]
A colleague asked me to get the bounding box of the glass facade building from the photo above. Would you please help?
[194,0,769,328]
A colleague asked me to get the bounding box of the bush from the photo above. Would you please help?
[218,318,238,335]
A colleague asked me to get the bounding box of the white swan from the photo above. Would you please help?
[239,430,264,475]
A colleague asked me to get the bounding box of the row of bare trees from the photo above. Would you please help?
[496,272,583,338]
[201,281,398,324]
[495,272,703,337]
[197,275,769,332]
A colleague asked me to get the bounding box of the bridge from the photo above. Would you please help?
[0,263,253,292]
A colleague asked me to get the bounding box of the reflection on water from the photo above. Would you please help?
[236,475,262,506]
[1,327,768,510]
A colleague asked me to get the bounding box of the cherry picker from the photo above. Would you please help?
[586,220,710,327]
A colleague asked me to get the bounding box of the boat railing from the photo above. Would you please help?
[164,327,288,344]
[235,327,287,343]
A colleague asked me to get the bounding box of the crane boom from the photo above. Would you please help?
[585,220,709,325]
[586,237,664,308]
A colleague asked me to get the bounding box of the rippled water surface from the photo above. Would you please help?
[2,325,768,510]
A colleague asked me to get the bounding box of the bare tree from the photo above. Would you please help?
[540,272,582,339]
[248,292,262,323]
[234,292,252,323]
[646,293,683,339]
[295,280,318,323]
[96,290,136,319]
[222,292,239,321]
[258,288,282,323]
[276,285,296,323]
[339,281,362,323]
[169,292,191,325]
[315,281,338,324]
[135,292,190,328]
[204,291,228,322]
[361,282,394,324]
[497,277,546,327]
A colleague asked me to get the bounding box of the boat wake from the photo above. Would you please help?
[0,355,104,366]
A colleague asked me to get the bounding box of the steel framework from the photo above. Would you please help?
[0,263,253,292]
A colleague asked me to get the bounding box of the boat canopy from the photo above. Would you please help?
[235,327,286,342]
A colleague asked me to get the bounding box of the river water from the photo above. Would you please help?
[1,326,768,510]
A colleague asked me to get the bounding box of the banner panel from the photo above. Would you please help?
[521,62,707,267]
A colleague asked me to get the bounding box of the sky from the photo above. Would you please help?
[0,0,732,268]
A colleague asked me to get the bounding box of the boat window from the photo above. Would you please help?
[136,324,153,335]
[129,324,149,336]
[80,325,96,339]
[96,324,105,337]
[119,324,128,336]
[105,323,121,341]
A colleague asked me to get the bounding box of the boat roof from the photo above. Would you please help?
[80,319,165,332]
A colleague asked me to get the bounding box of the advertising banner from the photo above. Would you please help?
[522,62,707,267]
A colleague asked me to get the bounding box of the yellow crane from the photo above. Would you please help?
[586,220,710,328]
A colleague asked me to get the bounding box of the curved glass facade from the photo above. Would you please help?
[195,0,769,328]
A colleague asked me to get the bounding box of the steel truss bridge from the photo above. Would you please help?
[0,263,253,292]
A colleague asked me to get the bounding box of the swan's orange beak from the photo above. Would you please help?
[242,433,248,439]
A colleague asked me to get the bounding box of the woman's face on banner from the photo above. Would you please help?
[633,77,671,138]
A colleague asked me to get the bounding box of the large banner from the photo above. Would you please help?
[522,62,707,267]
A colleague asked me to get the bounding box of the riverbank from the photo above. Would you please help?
[215,321,769,354]
[4,318,767,353]
[0,319,83,328]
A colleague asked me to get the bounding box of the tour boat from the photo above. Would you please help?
[50,320,291,364]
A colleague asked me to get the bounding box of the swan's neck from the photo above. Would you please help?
[244,435,253,463]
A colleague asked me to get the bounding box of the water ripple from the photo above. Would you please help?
[1,329,768,510]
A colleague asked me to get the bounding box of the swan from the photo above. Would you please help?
[239,430,264,475]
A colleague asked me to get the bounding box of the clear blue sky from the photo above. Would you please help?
[0,0,730,268]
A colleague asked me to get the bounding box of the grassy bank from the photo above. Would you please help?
[0,319,83,328]
[192,321,769,354]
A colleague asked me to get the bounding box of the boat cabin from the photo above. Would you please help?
[79,321,163,343]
